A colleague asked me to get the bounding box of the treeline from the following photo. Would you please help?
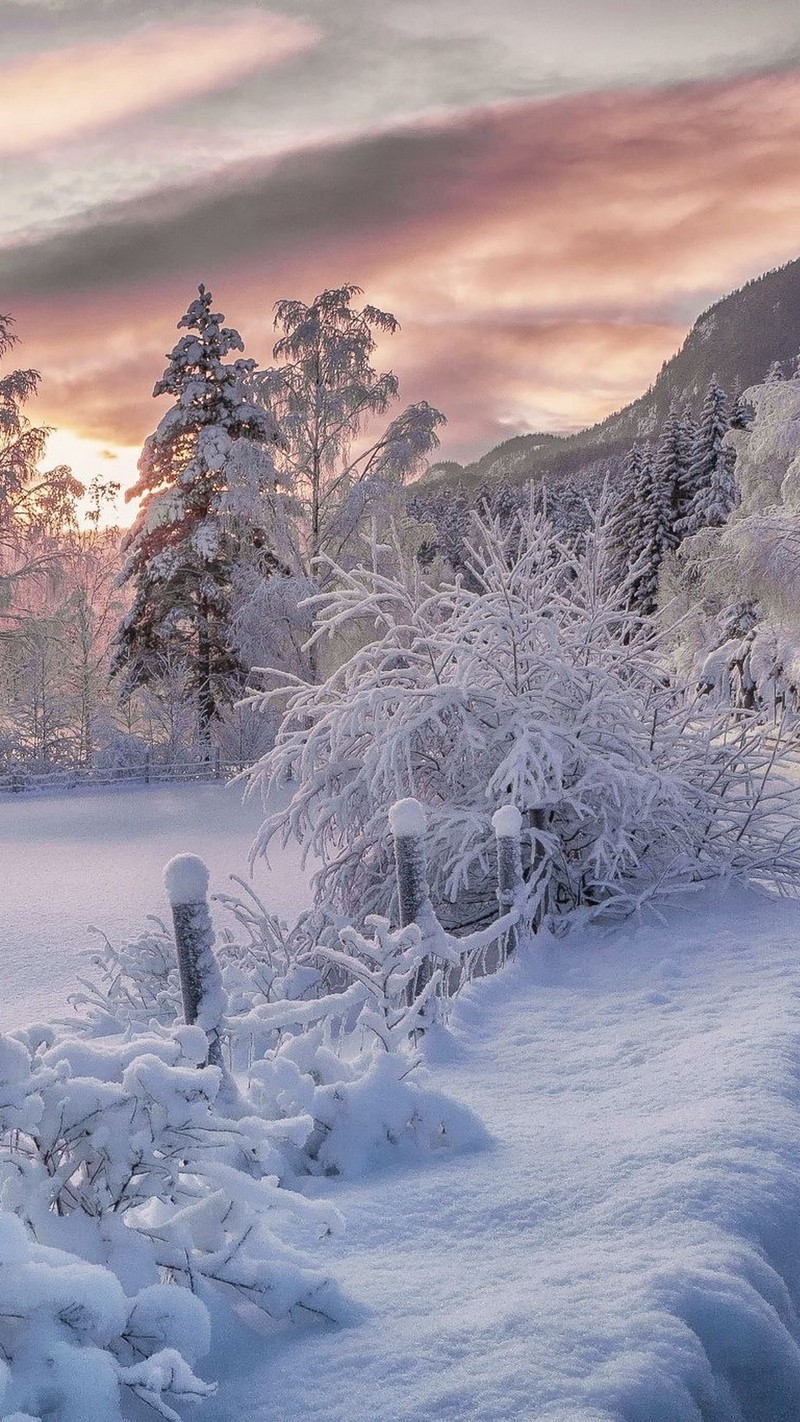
[605,378,753,615]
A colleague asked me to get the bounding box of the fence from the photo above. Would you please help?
[167,796,534,1065]
[0,748,245,796]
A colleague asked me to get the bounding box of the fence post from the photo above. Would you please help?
[389,798,436,1005]
[492,805,523,959]
[212,745,222,780]
[163,854,225,1068]
[389,798,430,927]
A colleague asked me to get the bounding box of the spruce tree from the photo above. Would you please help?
[651,407,685,551]
[613,444,665,615]
[607,442,647,587]
[730,392,754,429]
[112,286,281,748]
[676,378,734,537]
[673,406,698,530]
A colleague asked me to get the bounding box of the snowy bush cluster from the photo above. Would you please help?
[0,852,485,1419]
[245,499,800,933]
[0,1020,349,1419]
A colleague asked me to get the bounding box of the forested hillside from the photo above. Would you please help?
[428,257,800,493]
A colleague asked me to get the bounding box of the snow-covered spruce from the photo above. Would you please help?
[244,500,800,931]
[112,284,283,745]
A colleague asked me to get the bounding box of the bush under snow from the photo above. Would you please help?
[244,501,800,931]
[0,859,488,1418]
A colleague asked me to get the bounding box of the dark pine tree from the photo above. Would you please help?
[651,407,686,552]
[675,378,734,538]
[112,286,281,750]
[607,442,647,588]
[729,391,755,429]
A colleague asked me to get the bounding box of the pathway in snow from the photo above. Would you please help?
[209,886,800,1422]
[0,782,297,1031]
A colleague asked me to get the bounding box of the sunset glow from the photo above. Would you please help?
[44,430,139,529]
[4,0,800,476]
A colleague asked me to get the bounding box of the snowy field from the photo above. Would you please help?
[207,884,800,1422]
[5,786,800,1417]
[0,781,303,1031]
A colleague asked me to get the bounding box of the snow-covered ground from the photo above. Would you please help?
[0,782,299,1031]
[208,884,800,1422]
[6,785,800,1418]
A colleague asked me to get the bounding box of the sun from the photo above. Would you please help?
[44,428,141,529]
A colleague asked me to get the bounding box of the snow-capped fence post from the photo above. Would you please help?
[492,805,523,959]
[390,798,430,928]
[163,854,225,1068]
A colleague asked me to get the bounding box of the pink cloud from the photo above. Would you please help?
[0,8,318,156]
[10,67,800,465]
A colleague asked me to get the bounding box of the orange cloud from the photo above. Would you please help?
[0,9,318,156]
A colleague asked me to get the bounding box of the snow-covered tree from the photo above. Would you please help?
[626,445,667,614]
[676,378,736,537]
[665,373,800,714]
[112,286,282,746]
[0,314,82,605]
[607,441,648,588]
[252,285,446,576]
[244,502,800,931]
[730,392,754,430]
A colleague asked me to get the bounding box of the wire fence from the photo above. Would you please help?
[0,748,246,796]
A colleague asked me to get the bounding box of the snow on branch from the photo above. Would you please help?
[244,498,800,933]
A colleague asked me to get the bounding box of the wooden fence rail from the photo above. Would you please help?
[0,748,246,796]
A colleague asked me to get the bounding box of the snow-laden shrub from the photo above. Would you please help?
[0,1022,349,1418]
[1,853,489,1414]
[91,726,150,776]
[0,1211,214,1422]
[70,878,321,1037]
[68,897,485,1182]
[71,922,182,1034]
[244,502,800,928]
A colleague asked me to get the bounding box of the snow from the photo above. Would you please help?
[207,884,800,1422]
[389,797,427,839]
[491,804,523,838]
[164,852,211,906]
[0,782,306,1032]
[6,782,800,1416]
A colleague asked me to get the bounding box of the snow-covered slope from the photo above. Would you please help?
[209,885,800,1422]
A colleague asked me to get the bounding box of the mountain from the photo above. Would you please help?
[424,256,800,493]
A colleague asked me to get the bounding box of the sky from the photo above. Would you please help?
[3,0,800,520]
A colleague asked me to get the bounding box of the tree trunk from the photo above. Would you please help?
[197,600,215,758]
